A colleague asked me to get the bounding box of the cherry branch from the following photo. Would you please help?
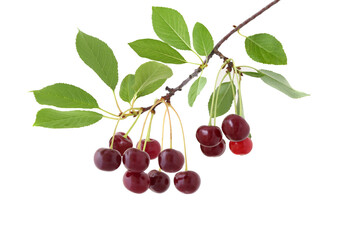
[141,0,280,113]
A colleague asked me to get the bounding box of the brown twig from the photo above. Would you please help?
[141,0,280,113]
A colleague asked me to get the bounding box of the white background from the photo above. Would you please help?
[1,0,359,239]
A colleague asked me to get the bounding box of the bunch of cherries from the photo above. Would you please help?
[196,114,253,157]
[93,132,200,194]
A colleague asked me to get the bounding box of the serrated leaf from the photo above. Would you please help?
[259,69,310,98]
[242,71,264,78]
[32,83,99,109]
[188,77,207,107]
[120,74,135,103]
[208,82,235,117]
[245,33,287,65]
[133,61,173,98]
[76,30,118,90]
[129,39,186,64]
[192,22,214,56]
[33,108,103,128]
[152,7,191,50]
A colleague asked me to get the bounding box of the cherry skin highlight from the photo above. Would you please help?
[222,114,250,142]
[123,171,150,194]
[94,148,121,171]
[174,171,201,194]
[229,137,253,155]
[123,148,150,172]
[148,170,170,193]
[200,139,226,157]
[137,139,161,159]
[158,149,184,173]
[109,132,133,155]
[196,125,223,147]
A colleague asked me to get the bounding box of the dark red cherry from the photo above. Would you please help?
[200,139,226,157]
[94,148,121,171]
[148,170,170,193]
[221,114,250,142]
[109,132,133,155]
[174,171,201,194]
[123,148,150,172]
[196,125,223,147]
[123,171,150,194]
[158,149,184,173]
[229,137,253,155]
[136,139,161,159]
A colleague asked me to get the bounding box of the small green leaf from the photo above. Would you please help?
[188,77,207,107]
[152,7,191,50]
[258,69,310,98]
[242,71,264,78]
[208,82,235,117]
[133,61,173,98]
[76,30,118,90]
[33,108,103,128]
[32,83,99,109]
[245,33,287,65]
[129,39,186,64]
[120,74,135,103]
[192,22,214,56]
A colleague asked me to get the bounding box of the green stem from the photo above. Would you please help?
[229,71,237,114]
[142,112,154,151]
[124,110,142,139]
[99,108,119,117]
[238,65,259,72]
[112,90,122,113]
[168,104,188,171]
[209,59,231,125]
[191,49,204,64]
[213,73,229,126]
[103,115,120,120]
[110,118,121,149]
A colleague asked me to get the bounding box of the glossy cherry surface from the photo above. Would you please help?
[123,171,150,194]
[148,170,170,193]
[229,137,253,155]
[174,171,201,194]
[109,132,133,155]
[123,148,150,172]
[200,139,226,157]
[158,149,184,173]
[94,148,121,171]
[196,125,223,147]
[137,139,161,159]
[221,114,250,142]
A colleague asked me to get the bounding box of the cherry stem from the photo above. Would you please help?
[124,110,142,139]
[103,115,120,120]
[213,73,229,126]
[137,100,161,149]
[209,59,231,125]
[142,112,154,151]
[168,104,188,171]
[229,71,237,114]
[110,118,121,149]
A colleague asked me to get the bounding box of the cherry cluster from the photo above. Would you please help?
[93,132,200,194]
[196,114,252,157]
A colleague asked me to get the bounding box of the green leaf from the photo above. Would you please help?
[76,30,118,90]
[258,69,310,98]
[242,71,264,78]
[152,7,191,50]
[188,77,207,107]
[133,61,173,98]
[119,74,135,103]
[208,82,235,117]
[32,83,99,109]
[245,33,287,65]
[192,22,214,56]
[33,108,103,128]
[129,39,186,64]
